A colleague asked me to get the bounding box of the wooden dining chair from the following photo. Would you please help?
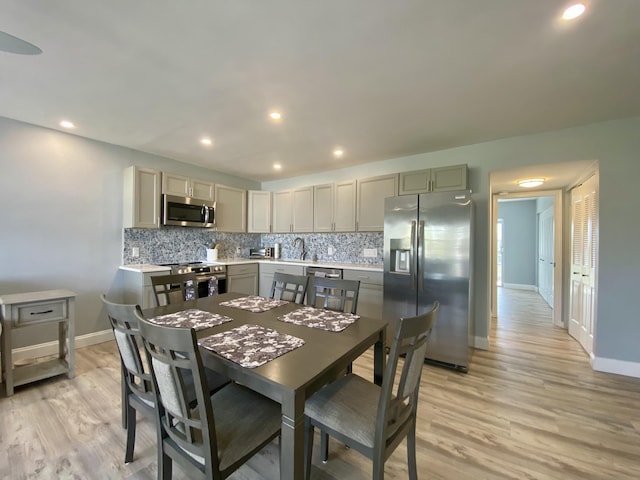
[304,301,439,480]
[100,294,229,465]
[307,276,360,314]
[151,272,198,306]
[269,272,309,304]
[136,311,282,480]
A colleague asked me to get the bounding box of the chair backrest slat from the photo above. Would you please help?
[270,272,309,304]
[151,272,198,307]
[307,277,360,314]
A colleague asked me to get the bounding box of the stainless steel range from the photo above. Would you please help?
[158,261,227,297]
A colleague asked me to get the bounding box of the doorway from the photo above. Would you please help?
[491,190,564,328]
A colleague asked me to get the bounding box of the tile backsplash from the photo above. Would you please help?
[123,228,383,265]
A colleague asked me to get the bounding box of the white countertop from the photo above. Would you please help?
[120,259,382,273]
[119,264,172,273]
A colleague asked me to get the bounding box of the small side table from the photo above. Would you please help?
[0,289,76,396]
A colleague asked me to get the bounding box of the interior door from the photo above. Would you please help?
[538,205,554,307]
[569,174,598,355]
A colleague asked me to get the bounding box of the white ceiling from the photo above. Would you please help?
[1,1,639,183]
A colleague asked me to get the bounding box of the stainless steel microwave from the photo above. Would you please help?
[162,194,215,228]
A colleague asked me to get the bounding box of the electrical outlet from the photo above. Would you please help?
[328,245,335,256]
[364,248,377,258]
[132,247,140,258]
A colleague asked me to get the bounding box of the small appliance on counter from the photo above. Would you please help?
[249,247,273,259]
[274,242,281,259]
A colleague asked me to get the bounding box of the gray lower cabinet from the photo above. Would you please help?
[259,263,305,298]
[227,263,259,295]
[344,269,383,320]
[120,268,170,309]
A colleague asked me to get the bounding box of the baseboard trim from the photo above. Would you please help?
[592,355,640,379]
[11,329,113,362]
[473,336,489,350]
[502,283,537,291]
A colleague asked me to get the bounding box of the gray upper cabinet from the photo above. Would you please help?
[313,180,356,232]
[123,166,161,229]
[162,172,215,201]
[248,190,272,233]
[356,174,398,231]
[214,184,246,232]
[272,187,314,233]
[399,164,468,195]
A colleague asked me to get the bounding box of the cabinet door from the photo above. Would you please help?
[333,180,356,231]
[215,184,246,232]
[248,191,272,233]
[313,184,334,232]
[357,174,398,231]
[292,187,314,232]
[123,166,161,228]
[431,164,468,192]
[344,270,383,320]
[272,190,293,233]
[192,179,215,201]
[228,273,258,295]
[162,172,191,197]
[399,169,430,195]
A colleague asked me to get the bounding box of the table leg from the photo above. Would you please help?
[280,391,305,480]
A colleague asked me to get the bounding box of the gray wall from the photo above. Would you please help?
[0,116,259,348]
[498,200,537,286]
[3,114,640,368]
[262,116,640,367]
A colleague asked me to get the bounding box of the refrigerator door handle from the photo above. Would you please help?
[410,220,416,290]
[418,220,425,291]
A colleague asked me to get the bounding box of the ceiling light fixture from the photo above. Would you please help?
[562,3,586,20]
[273,163,282,170]
[59,120,75,129]
[269,112,282,120]
[333,148,344,158]
[518,178,545,188]
[200,137,213,146]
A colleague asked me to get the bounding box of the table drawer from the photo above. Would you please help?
[14,299,69,327]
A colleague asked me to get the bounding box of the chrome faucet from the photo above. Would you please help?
[293,237,307,260]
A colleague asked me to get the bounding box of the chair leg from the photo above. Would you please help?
[373,456,385,480]
[124,404,136,464]
[320,431,329,463]
[304,417,314,480]
[407,422,418,480]
[158,449,172,480]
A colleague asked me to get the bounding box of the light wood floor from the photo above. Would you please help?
[1,288,639,479]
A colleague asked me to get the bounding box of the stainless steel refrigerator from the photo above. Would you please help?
[383,191,474,371]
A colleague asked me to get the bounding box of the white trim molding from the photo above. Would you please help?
[502,283,537,291]
[12,329,113,362]
[592,355,640,379]
[473,336,490,350]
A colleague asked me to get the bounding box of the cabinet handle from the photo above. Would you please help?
[31,309,53,315]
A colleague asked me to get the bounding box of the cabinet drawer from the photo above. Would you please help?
[228,263,259,275]
[344,269,383,285]
[14,299,69,327]
[260,263,304,276]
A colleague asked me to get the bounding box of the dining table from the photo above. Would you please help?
[143,291,387,480]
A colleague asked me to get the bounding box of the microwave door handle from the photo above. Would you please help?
[203,204,209,225]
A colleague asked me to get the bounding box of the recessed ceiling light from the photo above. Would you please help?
[518,178,545,188]
[562,3,586,20]
[273,163,282,170]
[269,112,282,120]
[59,120,75,129]
[200,137,213,146]
[333,149,344,158]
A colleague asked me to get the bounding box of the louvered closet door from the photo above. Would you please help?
[569,173,599,355]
